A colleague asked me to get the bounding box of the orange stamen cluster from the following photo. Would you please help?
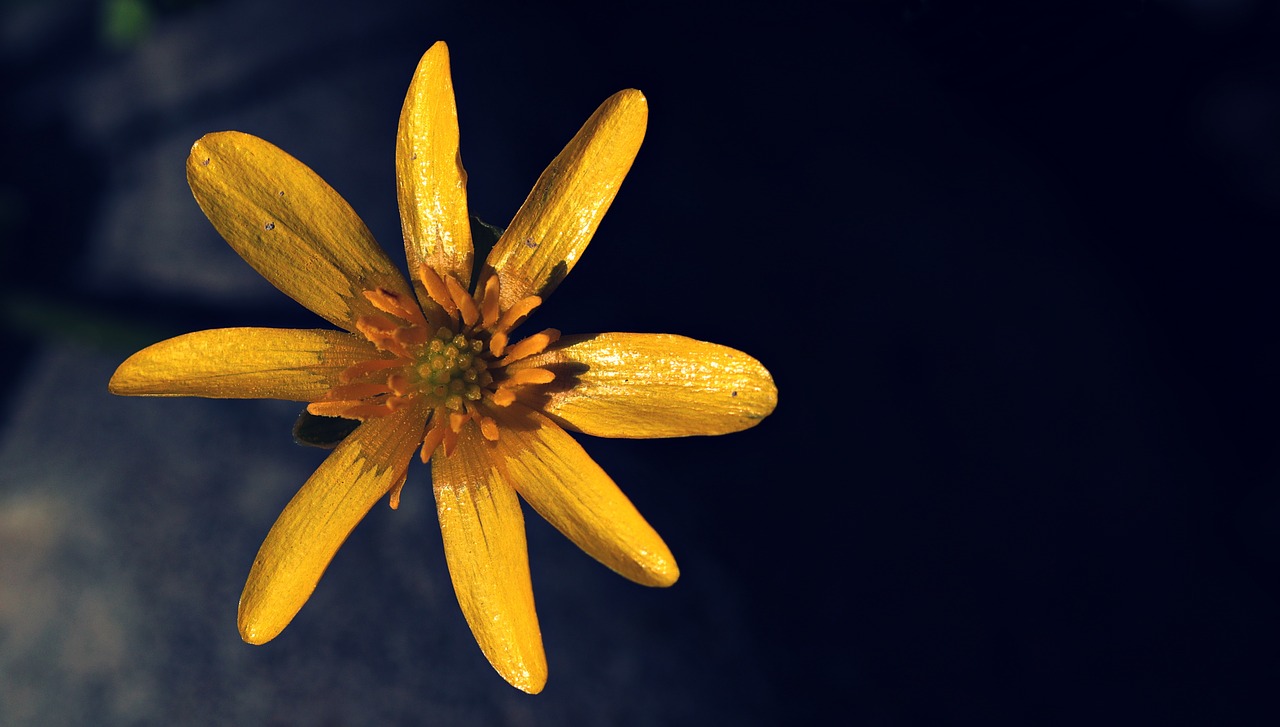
[307,266,562,493]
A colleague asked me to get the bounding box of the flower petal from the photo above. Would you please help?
[484,89,647,311]
[108,328,377,401]
[238,406,424,645]
[397,41,473,301]
[508,332,777,438]
[487,403,678,588]
[432,426,547,694]
[187,131,416,331]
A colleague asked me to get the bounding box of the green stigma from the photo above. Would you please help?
[415,326,489,407]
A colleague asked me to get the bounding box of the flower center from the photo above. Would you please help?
[414,327,489,410]
[307,266,560,488]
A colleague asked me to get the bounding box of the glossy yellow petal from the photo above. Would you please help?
[188,131,416,331]
[508,333,777,438]
[484,90,647,311]
[488,403,678,588]
[432,426,547,693]
[108,328,376,401]
[397,41,473,302]
[238,406,425,645]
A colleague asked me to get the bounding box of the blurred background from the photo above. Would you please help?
[3,0,1280,724]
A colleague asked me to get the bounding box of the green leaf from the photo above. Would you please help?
[471,215,504,263]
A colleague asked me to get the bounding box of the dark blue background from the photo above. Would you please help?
[3,1,1279,724]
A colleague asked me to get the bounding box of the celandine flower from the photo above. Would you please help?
[109,41,776,693]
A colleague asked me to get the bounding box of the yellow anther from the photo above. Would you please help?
[498,328,560,366]
[501,368,555,387]
[489,331,509,358]
[363,287,426,326]
[480,274,501,329]
[420,422,447,463]
[441,425,459,457]
[495,295,542,337]
[387,373,411,396]
[416,264,457,316]
[445,275,480,327]
[394,324,428,346]
[449,411,467,432]
[388,471,408,509]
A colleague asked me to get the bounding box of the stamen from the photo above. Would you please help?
[358,314,396,345]
[490,388,516,407]
[495,295,542,336]
[356,313,397,336]
[306,400,350,417]
[394,325,429,346]
[387,373,411,396]
[489,331,509,358]
[441,424,459,456]
[449,411,467,433]
[416,264,458,317]
[388,470,408,510]
[356,316,415,358]
[479,415,499,441]
[363,288,427,326]
[445,275,480,328]
[498,328,560,366]
[307,401,397,419]
[500,367,556,387]
[480,275,501,329]
[420,421,447,463]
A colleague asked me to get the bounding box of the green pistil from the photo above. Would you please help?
[416,326,489,407]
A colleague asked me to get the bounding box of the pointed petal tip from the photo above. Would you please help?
[618,87,647,105]
[752,367,779,422]
[504,661,548,694]
[633,550,679,588]
[609,88,648,126]
[187,139,212,183]
[237,583,295,646]
[107,350,156,396]
[653,560,680,588]
[237,585,281,644]
[106,367,127,396]
[236,607,280,646]
[238,627,271,646]
[188,130,232,159]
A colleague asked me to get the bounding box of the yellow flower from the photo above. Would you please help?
[109,41,776,693]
